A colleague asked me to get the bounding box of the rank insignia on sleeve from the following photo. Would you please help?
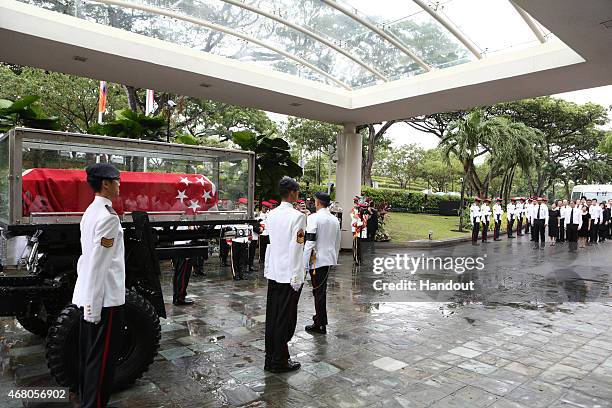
[296,229,305,244]
[101,237,114,248]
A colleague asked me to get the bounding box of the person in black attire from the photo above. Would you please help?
[366,204,379,242]
[548,203,560,246]
[219,231,231,267]
[565,200,580,251]
[578,206,591,249]
[599,202,609,242]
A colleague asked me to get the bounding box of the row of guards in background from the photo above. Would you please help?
[469,195,612,250]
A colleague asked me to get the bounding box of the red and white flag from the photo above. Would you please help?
[22,169,218,216]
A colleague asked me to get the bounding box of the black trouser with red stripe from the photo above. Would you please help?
[79,305,125,408]
[259,236,270,264]
[494,218,501,240]
[265,279,301,368]
[173,258,193,302]
[309,266,330,326]
[248,239,258,267]
[230,241,248,279]
[471,219,480,243]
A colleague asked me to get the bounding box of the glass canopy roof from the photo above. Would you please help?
[20,0,554,90]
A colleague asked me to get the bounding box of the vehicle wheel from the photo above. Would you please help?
[16,314,50,337]
[45,291,161,391]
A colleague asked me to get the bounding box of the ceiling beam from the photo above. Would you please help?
[87,0,354,90]
[320,0,432,72]
[412,0,482,59]
[217,0,388,82]
[510,1,547,44]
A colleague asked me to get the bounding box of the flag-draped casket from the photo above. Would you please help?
[22,168,218,216]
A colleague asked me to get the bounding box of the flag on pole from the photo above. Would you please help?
[145,89,155,115]
[98,80,107,124]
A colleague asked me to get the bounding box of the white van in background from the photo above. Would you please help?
[571,185,612,202]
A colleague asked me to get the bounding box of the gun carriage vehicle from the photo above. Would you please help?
[0,128,256,390]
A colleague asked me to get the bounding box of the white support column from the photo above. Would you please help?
[336,123,362,249]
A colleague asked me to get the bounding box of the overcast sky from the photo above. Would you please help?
[268,84,612,150]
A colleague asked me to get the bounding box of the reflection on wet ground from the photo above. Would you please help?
[1,236,612,407]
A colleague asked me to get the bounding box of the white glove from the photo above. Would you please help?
[84,315,101,324]
[290,275,302,292]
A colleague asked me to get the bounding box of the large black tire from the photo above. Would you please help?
[17,315,50,337]
[45,291,161,391]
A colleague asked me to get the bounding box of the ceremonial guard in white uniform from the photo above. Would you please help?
[506,198,516,238]
[258,202,271,265]
[72,163,125,408]
[247,222,260,272]
[515,197,525,236]
[492,197,503,241]
[470,197,481,245]
[524,198,533,237]
[532,197,548,249]
[264,177,306,373]
[480,198,492,242]
[303,192,341,335]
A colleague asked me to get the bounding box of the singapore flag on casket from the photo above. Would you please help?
[22,168,218,216]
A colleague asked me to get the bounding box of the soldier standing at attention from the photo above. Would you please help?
[506,198,516,238]
[303,192,341,335]
[524,198,533,238]
[264,177,306,373]
[470,197,481,245]
[73,163,125,408]
[492,197,503,241]
[480,198,492,243]
[516,197,525,236]
[258,201,272,265]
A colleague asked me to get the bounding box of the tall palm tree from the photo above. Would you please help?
[441,109,543,200]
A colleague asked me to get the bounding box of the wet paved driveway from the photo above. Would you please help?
[1,236,612,407]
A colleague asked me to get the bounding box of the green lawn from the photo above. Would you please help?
[385,212,470,242]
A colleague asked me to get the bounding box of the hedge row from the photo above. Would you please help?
[298,184,463,215]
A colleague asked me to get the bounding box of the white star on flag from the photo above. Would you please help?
[179,176,191,186]
[202,189,212,202]
[188,200,201,212]
[176,190,187,203]
[196,176,206,186]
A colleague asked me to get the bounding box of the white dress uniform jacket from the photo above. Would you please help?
[532,203,549,226]
[525,203,534,222]
[303,207,341,271]
[492,204,503,222]
[589,205,602,224]
[564,207,582,229]
[264,202,307,284]
[469,204,481,223]
[259,211,269,236]
[72,196,125,323]
[514,203,524,219]
[480,204,491,223]
[506,203,515,219]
